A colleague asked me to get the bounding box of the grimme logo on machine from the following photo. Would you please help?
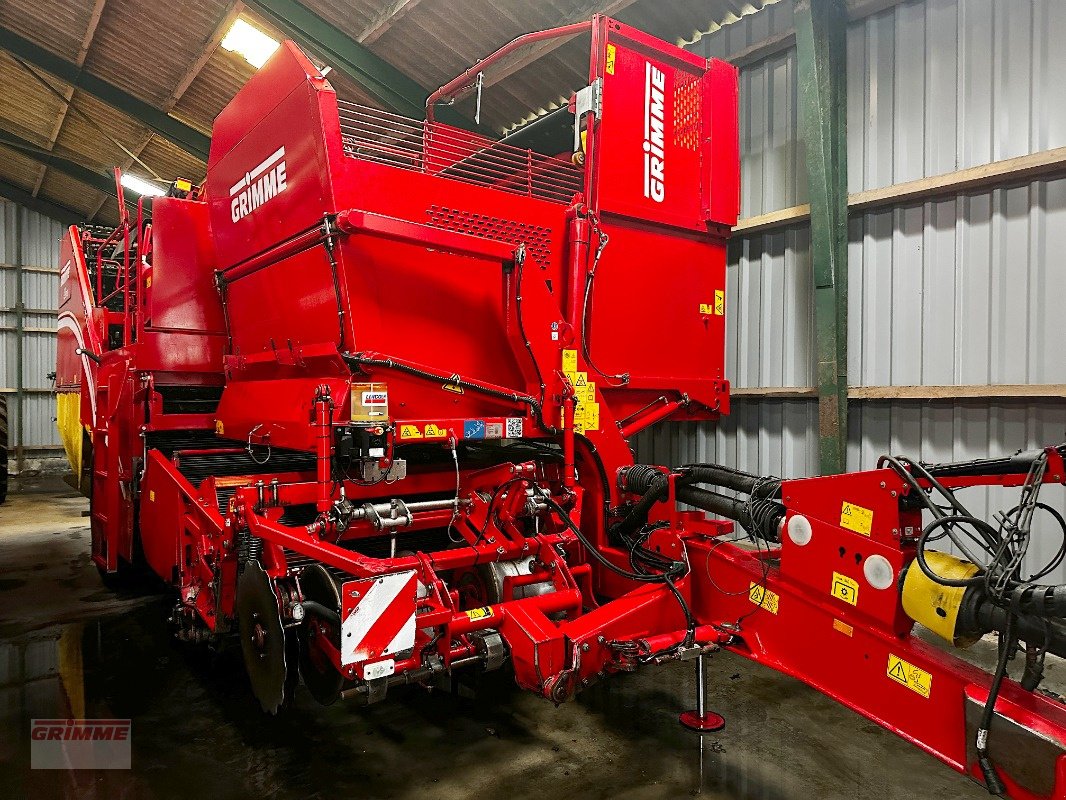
[642,62,667,203]
[229,146,287,222]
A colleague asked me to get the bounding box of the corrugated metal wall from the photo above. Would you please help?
[0,199,65,477]
[635,0,1066,578]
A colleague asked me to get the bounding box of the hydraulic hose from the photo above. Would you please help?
[614,464,785,543]
[611,466,670,540]
[678,464,781,497]
[676,485,783,541]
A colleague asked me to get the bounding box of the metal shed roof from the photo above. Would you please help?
[0,0,772,227]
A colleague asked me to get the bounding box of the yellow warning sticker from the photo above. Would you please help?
[840,501,874,535]
[464,606,493,621]
[574,371,588,388]
[562,349,577,373]
[584,381,596,403]
[887,653,931,698]
[214,420,224,436]
[605,44,616,75]
[423,423,449,439]
[748,582,780,614]
[714,289,725,315]
[699,302,714,315]
[399,424,423,440]
[442,382,464,394]
[584,401,600,431]
[149,490,156,502]
[831,571,859,605]
[833,618,854,637]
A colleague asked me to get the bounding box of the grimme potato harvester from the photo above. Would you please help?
[55,16,1066,798]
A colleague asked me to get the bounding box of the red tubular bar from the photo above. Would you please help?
[448,590,583,637]
[335,209,518,262]
[220,225,328,284]
[566,206,590,329]
[243,506,568,581]
[313,386,333,513]
[425,20,594,123]
[619,399,686,438]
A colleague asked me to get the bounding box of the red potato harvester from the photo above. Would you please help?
[53,15,1066,798]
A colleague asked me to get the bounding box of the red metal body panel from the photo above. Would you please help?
[52,16,1066,798]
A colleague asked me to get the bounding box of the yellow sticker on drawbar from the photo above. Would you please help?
[714,289,725,315]
[562,349,577,373]
[605,44,616,75]
[840,501,874,535]
[464,606,493,621]
[887,653,931,698]
[748,582,780,614]
[831,572,859,605]
[399,424,423,440]
[424,423,449,438]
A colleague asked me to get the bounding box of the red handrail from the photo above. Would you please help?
[425,20,593,124]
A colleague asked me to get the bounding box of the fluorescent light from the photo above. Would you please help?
[120,174,165,197]
[221,18,280,69]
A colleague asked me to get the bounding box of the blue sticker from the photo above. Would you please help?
[463,419,486,440]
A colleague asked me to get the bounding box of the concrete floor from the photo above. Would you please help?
[0,488,1037,799]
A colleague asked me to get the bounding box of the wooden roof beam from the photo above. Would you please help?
[31,0,107,197]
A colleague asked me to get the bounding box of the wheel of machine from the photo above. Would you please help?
[0,394,8,505]
[298,564,344,706]
[236,561,289,714]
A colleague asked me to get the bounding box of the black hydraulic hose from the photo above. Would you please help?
[611,472,670,540]
[343,352,558,434]
[615,464,785,542]
[916,516,993,587]
[679,464,781,497]
[541,493,683,584]
[1006,582,1066,618]
[301,600,341,626]
[966,599,1066,659]
[676,485,751,522]
[976,617,1012,796]
[921,446,1066,479]
[674,485,780,540]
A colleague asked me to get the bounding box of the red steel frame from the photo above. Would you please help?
[54,15,1066,799]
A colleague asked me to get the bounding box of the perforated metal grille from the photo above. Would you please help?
[425,205,552,269]
[673,75,701,151]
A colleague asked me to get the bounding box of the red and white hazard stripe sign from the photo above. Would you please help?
[340,570,417,666]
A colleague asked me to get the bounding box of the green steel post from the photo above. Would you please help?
[795,0,848,475]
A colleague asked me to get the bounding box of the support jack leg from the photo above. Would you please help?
[679,651,725,732]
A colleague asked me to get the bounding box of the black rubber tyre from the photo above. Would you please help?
[0,394,8,505]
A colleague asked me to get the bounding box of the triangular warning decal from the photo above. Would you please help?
[888,660,908,684]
